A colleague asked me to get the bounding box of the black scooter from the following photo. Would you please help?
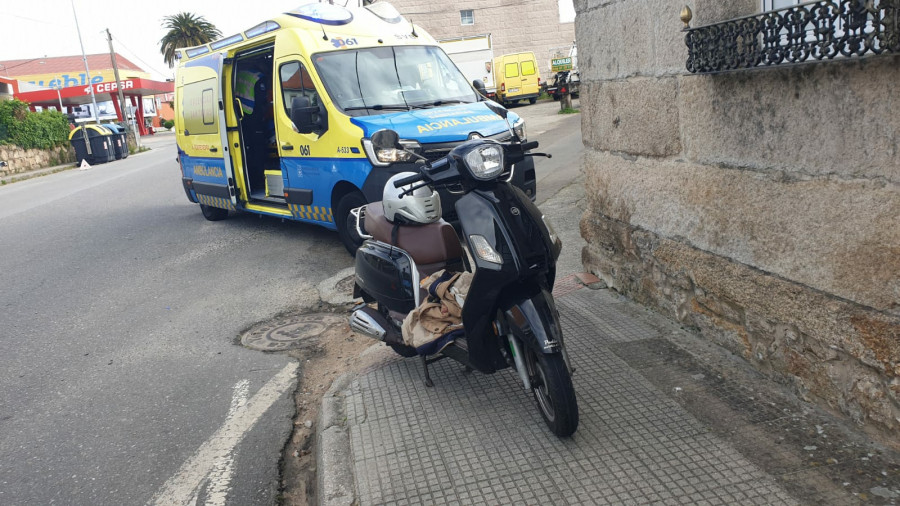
[349,103,578,437]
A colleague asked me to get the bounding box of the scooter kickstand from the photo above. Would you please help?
[420,355,434,388]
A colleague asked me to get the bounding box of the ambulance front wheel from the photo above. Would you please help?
[200,204,229,221]
[336,191,367,256]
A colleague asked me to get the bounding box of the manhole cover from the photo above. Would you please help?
[241,313,344,351]
[335,275,355,295]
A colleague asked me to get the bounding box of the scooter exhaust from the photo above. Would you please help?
[350,305,387,341]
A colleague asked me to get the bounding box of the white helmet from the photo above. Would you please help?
[382,172,442,224]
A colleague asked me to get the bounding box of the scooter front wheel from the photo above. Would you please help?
[530,351,579,437]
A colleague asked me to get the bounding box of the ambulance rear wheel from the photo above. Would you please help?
[336,191,367,256]
[200,204,229,221]
[529,97,537,104]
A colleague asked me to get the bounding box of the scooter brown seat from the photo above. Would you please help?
[364,202,463,275]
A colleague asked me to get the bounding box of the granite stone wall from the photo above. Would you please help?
[576,0,900,439]
[0,144,74,177]
[387,0,577,74]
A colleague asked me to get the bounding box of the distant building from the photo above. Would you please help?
[386,0,576,74]
[0,53,148,91]
[0,76,18,101]
[0,53,172,134]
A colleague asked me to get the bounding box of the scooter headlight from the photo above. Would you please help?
[463,144,504,180]
[362,138,421,166]
[513,118,526,141]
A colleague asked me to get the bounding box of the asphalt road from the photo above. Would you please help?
[0,141,352,505]
[0,99,582,505]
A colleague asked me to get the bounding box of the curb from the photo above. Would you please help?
[0,162,76,185]
[316,372,357,506]
[316,267,356,306]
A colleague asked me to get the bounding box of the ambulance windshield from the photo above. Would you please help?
[313,45,478,117]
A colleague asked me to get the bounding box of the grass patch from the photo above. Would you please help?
[558,107,579,114]
[129,145,152,155]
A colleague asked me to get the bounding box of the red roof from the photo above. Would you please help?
[0,53,143,78]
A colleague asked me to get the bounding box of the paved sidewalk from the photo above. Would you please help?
[317,278,900,505]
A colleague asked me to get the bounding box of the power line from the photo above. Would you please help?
[110,34,170,79]
[0,11,66,26]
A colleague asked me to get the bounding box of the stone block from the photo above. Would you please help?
[679,58,900,184]
[689,0,758,27]
[576,0,688,80]
[581,79,682,156]
[580,215,900,435]
[580,150,900,313]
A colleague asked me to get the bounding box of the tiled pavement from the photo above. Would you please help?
[336,282,800,505]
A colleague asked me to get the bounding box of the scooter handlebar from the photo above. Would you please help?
[393,173,424,188]
[521,141,539,151]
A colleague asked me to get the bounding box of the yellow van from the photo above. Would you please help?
[174,2,536,254]
[494,52,541,105]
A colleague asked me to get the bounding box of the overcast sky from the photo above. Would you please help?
[0,1,578,83]
[0,0,302,82]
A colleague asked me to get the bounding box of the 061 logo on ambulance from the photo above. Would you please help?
[331,37,358,49]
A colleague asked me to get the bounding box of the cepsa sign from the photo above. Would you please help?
[83,80,135,95]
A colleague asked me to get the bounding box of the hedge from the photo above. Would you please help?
[0,99,71,150]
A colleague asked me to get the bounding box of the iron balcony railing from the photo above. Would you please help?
[682,0,900,74]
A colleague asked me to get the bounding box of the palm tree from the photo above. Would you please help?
[159,12,222,68]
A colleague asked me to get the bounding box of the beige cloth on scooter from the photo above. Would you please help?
[401,270,473,350]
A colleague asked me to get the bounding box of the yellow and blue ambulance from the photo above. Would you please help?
[175,2,535,253]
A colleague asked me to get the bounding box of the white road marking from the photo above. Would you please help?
[149,363,299,506]
[204,380,250,506]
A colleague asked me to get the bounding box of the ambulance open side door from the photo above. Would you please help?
[180,52,238,208]
[274,55,328,217]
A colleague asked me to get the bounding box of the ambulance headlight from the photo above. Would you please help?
[513,118,526,141]
[362,138,421,167]
[463,144,504,180]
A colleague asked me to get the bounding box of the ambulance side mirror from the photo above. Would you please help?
[291,96,319,134]
[473,79,487,98]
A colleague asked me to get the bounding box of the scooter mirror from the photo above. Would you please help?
[485,101,508,120]
[371,129,401,151]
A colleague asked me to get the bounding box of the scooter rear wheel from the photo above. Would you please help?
[530,351,578,437]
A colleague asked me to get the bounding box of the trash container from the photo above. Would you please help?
[103,124,129,159]
[69,125,115,165]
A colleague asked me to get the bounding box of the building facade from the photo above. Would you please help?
[576,0,899,439]
[387,0,576,74]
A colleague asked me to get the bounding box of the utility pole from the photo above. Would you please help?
[71,0,99,124]
[106,28,140,149]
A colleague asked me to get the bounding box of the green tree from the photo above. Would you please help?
[159,12,222,68]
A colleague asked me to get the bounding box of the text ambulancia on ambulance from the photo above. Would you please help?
[175,2,536,254]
